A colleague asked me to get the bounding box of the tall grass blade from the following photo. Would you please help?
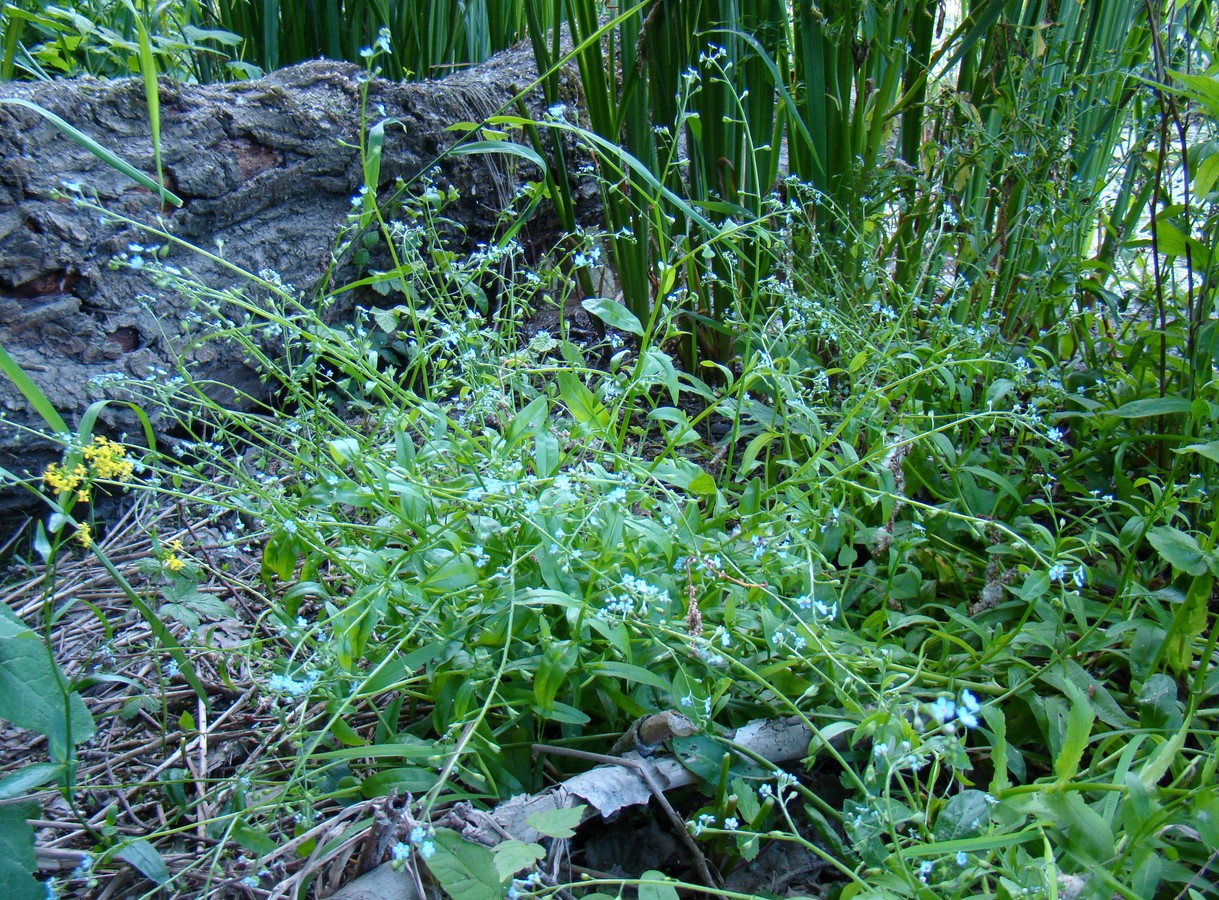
[1,98,182,206]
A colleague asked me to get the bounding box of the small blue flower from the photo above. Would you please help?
[957,689,981,728]
[929,697,956,724]
[956,850,968,867]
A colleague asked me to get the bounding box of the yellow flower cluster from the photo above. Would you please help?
[42,436,135,502]
[82,436,135,482]
[161,538,186,573]
[75,523,93,548]
[44,462,89,499]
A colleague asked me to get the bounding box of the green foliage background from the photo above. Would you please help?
[0,1,1217,899]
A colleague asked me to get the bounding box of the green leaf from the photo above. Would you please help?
[641,348,680,405]
[581,297,644,336]
[1140,719,1190,790]
[1175,439,1219,464]
[738,431,779,476]
[449,140,549,178]
[588,661,671,691]
[526,805,586,839]
[650,459,717,497]
[1170,70,1219,116]
[1107,396,1193,418]
[0,763,61,801]
[0,99,182,206]
[648,407,698,446]
[1136,674,1183,731]
[0,342,69,435]
[492,841,545,881]
[533,642,578,712]
[1148,526,1209,576]
[425,828,502,900]
[556,371,610,430]
[1043,793,1114,862]
[421,550,478,592]
[261,528,300,582]
[933,790,992,841]
[638,870,681,900]
[0,617,95,759]
[117,838,170,886]
[359,767,440,797]
[0,801,41,900]
[231,822,278,856]
[1195,153,1219,199]
[504,396,549,449]
[1054,688,1095,784]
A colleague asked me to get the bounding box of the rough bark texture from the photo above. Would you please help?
[0,47,589,511]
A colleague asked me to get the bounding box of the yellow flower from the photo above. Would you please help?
[82,436,134,482]
[164,554,185,573]
[44,462,87,495]
[165,538,184,554]
[75,523,93,548]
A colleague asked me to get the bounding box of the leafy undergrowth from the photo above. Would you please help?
[2,166,1218,900]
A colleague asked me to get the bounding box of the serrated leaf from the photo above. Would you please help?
[1054,690,1094,784]
[1148,526,1209,576]
[425,828,501,900]
[525,804,586,839]
[492,840,545,881]
[117,839,169,885]
[371,306,400,333]
[581,297,644,336]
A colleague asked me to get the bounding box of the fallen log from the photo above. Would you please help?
[0,46,591,519]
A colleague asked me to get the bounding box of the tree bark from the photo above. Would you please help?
[0,47,589,511]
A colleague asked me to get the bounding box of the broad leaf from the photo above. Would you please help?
[933,790,993,841]
[0,763,61,801]
[1148,526,1209,576]
[526,805,586,839]
[581,297,644,336]
[556,372,610,430]
[1107,396,1193,418]
[0,802,41,900]
[638,870,681,900]
[1175,439,1219,464]
[118,839,170,886]
[492,841,545,881]
[425,828,501,900]
[0,617,95,759]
